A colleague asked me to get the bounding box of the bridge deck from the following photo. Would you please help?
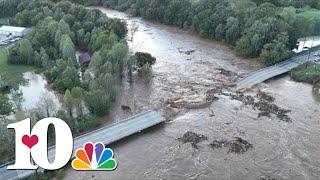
[236,48,320,90]
[0,110,166,180]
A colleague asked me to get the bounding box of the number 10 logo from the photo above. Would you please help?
[7,118,73,170]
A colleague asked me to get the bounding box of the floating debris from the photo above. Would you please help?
[121,105,132,112]
[178,48,196,55]
[256,91,275,103]
[221,91,291,122]
[216,68,237,77]
[210,137,253,154]
[178,131,208,148]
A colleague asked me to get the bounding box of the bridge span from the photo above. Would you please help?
[236,47,320,90]
[0,110,166,180]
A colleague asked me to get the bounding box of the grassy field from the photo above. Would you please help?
[0,48,33,91]
[0,48,33,74]
[299,9,320,20]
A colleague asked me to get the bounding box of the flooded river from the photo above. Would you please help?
[64,8,320,180]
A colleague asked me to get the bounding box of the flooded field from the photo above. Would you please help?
[64,8,320,180]
[18,72,60,110]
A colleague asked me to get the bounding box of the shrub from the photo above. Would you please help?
[133,52,156,68]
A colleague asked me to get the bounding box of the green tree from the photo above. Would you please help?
[19,39,34,65]
[64,90,74,118]
[70,87,85,118]
[38,92,57,117]
[133,52,156,67]
[10,90,23,111]
[0,94,13,115]
[60,34,76,62]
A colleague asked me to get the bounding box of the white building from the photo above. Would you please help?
[0,26,30,37]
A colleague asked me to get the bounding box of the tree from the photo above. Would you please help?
[89,51,103,74]
[55,30,62,48]
[39,48,50,68]
[70,87,85,118]
[58,19,71,35]
[225,17,240,44]
[109,42,128,74]
[64,90,74,118]
[19,39,34,65]
[56,109,75,132]
[10,90,23,111]
[215,24,225,41]
[260,36,293,66]
[0,94,12,116]
[84,89,111,116]
[92,33,109,51]
[38,92,57,117]
[133,52,156,68]
[109,19,127,38]
[60,34,76,62]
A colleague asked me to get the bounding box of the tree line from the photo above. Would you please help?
[68,0,320,66]
[2,0,128,134]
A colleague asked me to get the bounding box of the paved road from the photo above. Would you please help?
[236,48,320,90]
[0,110,166,180]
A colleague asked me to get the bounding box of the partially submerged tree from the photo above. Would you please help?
[132,52,156,68]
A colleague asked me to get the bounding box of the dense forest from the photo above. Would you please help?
[66,0,320,66]
[6,0,128,126]
[0,0,128,162]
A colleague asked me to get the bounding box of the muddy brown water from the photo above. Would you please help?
[63,8,320,180]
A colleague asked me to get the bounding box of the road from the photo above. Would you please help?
[0,110,166,180]
[236,48,320,90]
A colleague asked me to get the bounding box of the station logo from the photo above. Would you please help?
[7,118,117,171]
[72,142,117,171]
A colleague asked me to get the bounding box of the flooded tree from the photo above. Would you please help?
[38,92,57,117]
[10,89,23,111]
[132,52,156,68]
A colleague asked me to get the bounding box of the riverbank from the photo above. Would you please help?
[63,8,320,180]
[291,64,320,99]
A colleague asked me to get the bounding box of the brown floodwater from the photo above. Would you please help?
[63,8,320,180]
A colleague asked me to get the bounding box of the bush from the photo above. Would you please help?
[140,63,152,76]
[291,64,320,84]
[133,52,156,68]
[55,169,64,180]
[291,64,320,99]
[0,93,13,115]
[76,115,102,133]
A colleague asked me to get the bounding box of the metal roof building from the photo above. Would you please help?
[0,26,30,37]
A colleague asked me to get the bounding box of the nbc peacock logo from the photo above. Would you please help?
[71,142,117,171]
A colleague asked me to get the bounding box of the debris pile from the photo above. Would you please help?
[216,68,237,77]
[221,91,291,122]
[178,131,208,148]
[210,137,253,154]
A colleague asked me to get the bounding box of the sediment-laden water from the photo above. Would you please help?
[63,8,320,180]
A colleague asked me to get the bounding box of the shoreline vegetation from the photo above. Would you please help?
[0,0,319,178]
[291,64,320,99]
[0,0,129,166]
[69,0,320,66]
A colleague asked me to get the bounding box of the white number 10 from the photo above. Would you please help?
[7,118,73,170]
